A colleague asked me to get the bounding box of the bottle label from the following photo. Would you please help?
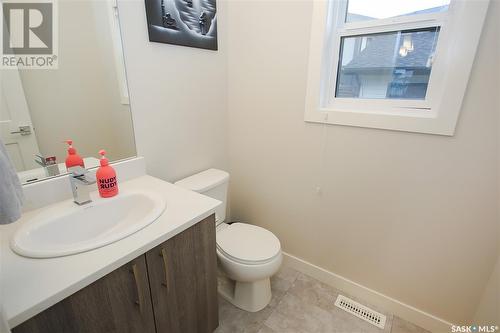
[99,176,117,192]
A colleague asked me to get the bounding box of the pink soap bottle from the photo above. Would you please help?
[65,140,85,169]
[96,150,118,198]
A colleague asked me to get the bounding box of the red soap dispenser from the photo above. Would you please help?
[96,149,118,198]
[65,140,85,169]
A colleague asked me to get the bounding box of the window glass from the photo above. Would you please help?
[335,27,440,100]
[346,0,450,23]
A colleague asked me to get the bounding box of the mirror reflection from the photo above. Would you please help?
[0,0,136,184]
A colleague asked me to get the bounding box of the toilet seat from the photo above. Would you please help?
[216,223,281,266]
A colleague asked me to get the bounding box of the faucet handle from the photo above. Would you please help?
[69,166,87,177]
[69,166,96,185]
[35,154,57,166]
[68,166,96,205]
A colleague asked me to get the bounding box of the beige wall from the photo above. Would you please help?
[226,0,499,325]
[474,20,500,322]
[474,256,500,326]
[118,0,228,182]
[20,0,136,163]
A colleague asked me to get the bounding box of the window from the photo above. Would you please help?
[304,0,490,135]
[336,28,440,100]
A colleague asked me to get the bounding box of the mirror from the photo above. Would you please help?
[0,0,136,184]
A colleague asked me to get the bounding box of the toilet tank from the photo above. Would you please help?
[174,169,229,224]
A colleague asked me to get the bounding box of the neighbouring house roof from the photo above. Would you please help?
[346,13,374,22]
[405,5,448,16]
[342,6,446,71]
[343,28,438,71]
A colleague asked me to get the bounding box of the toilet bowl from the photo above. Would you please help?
[216,222,282,312]
[175,169,282,312]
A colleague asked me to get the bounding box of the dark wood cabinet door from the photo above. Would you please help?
[146,214,218,333]
[13,255,156,333]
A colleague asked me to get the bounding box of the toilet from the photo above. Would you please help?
[175,169,282,312]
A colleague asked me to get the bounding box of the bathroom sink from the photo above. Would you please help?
[10,191,166,258]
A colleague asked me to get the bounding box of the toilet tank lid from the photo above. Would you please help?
[175,168,229,193]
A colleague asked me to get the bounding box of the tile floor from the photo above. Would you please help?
[215,266,430,333]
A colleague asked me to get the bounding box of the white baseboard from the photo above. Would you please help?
[282,252,453,333]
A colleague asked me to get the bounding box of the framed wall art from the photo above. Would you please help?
[145,0,218,50]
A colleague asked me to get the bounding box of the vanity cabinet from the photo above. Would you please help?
[13,255,156,333]
[146,215,218,333]
[12,215,218,333]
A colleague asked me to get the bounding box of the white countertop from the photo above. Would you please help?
[0,175,220,328]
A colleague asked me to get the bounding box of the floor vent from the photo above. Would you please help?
[334,295,386,329]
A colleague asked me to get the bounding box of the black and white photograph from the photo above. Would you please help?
[145,0,218,50]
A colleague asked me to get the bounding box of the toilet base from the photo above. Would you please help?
[218,275,272,312]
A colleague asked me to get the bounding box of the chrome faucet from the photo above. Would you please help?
[69,166,96,205]
[34,154,60,177]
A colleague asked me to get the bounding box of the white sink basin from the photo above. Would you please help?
[10,191,166,258]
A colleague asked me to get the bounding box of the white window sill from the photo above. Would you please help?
[304,107,454,136]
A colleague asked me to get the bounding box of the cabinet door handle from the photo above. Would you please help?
[130,264,144,312]
[159,248,169,291]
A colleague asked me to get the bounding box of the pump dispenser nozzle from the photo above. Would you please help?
[99,149,109,167]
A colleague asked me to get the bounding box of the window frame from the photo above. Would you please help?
[304,0,490,135]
